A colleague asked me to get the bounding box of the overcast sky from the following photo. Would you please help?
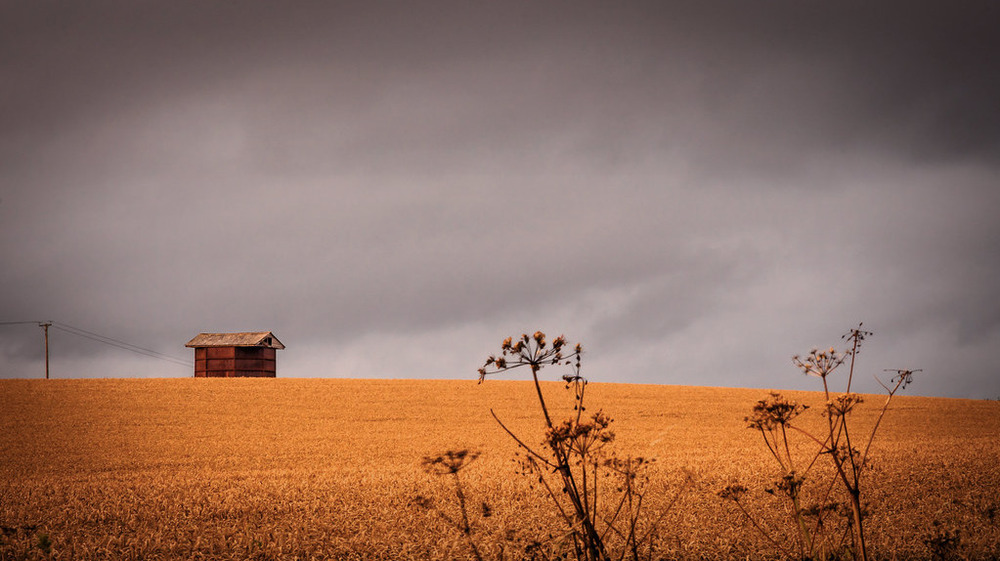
[2,1,998,398]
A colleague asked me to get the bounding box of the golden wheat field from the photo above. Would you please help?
[1,378,999,560]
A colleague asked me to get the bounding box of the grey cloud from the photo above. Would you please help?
[2,1,999,398]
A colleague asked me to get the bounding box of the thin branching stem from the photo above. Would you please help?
[759,430,788,472]
[534,459,580,532]
[780,424,795,473]
[733,326,914,561]
[490,409,557,469]
[732,499,795,558]
[858,374,907,473]
[479,332,691,561]
[635,474,693,546]
[532,367,554,429]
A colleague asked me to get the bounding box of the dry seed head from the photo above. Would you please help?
[746,392,807,430]
[826,393,864,417]
[533,331,546,348]
[794,346,848,378]
[886,368,920,389]
[775,472,806,497]
[544,412,615,448]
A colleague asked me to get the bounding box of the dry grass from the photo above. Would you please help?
[1,378,998,559]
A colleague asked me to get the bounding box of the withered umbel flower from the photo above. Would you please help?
[775,472,806,497]
[544,411,615,453]
[884,368,920,390]
[793,346,849,378]
[826,393,864,417]
[533,331,546,348]
[477,331,583,384]
[745,392,808,430]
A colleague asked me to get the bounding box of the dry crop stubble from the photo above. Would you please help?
[1,378,998,559]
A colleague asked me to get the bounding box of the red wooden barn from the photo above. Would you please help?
[185,332,285,378]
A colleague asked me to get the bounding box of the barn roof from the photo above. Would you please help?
[185,332,285,349]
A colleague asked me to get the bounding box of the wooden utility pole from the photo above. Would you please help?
[40,322,52,379]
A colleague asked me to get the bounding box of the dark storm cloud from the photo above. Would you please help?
[1,1,998,397]
[7,1,997,171]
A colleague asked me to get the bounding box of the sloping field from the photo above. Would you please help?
[1,378,998,559]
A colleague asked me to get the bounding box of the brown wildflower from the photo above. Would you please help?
[746,392,808,430]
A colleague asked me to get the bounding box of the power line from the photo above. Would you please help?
[50,322,193,367]
[1,320,193,368]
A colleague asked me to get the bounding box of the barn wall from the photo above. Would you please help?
[193,346,277,377]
